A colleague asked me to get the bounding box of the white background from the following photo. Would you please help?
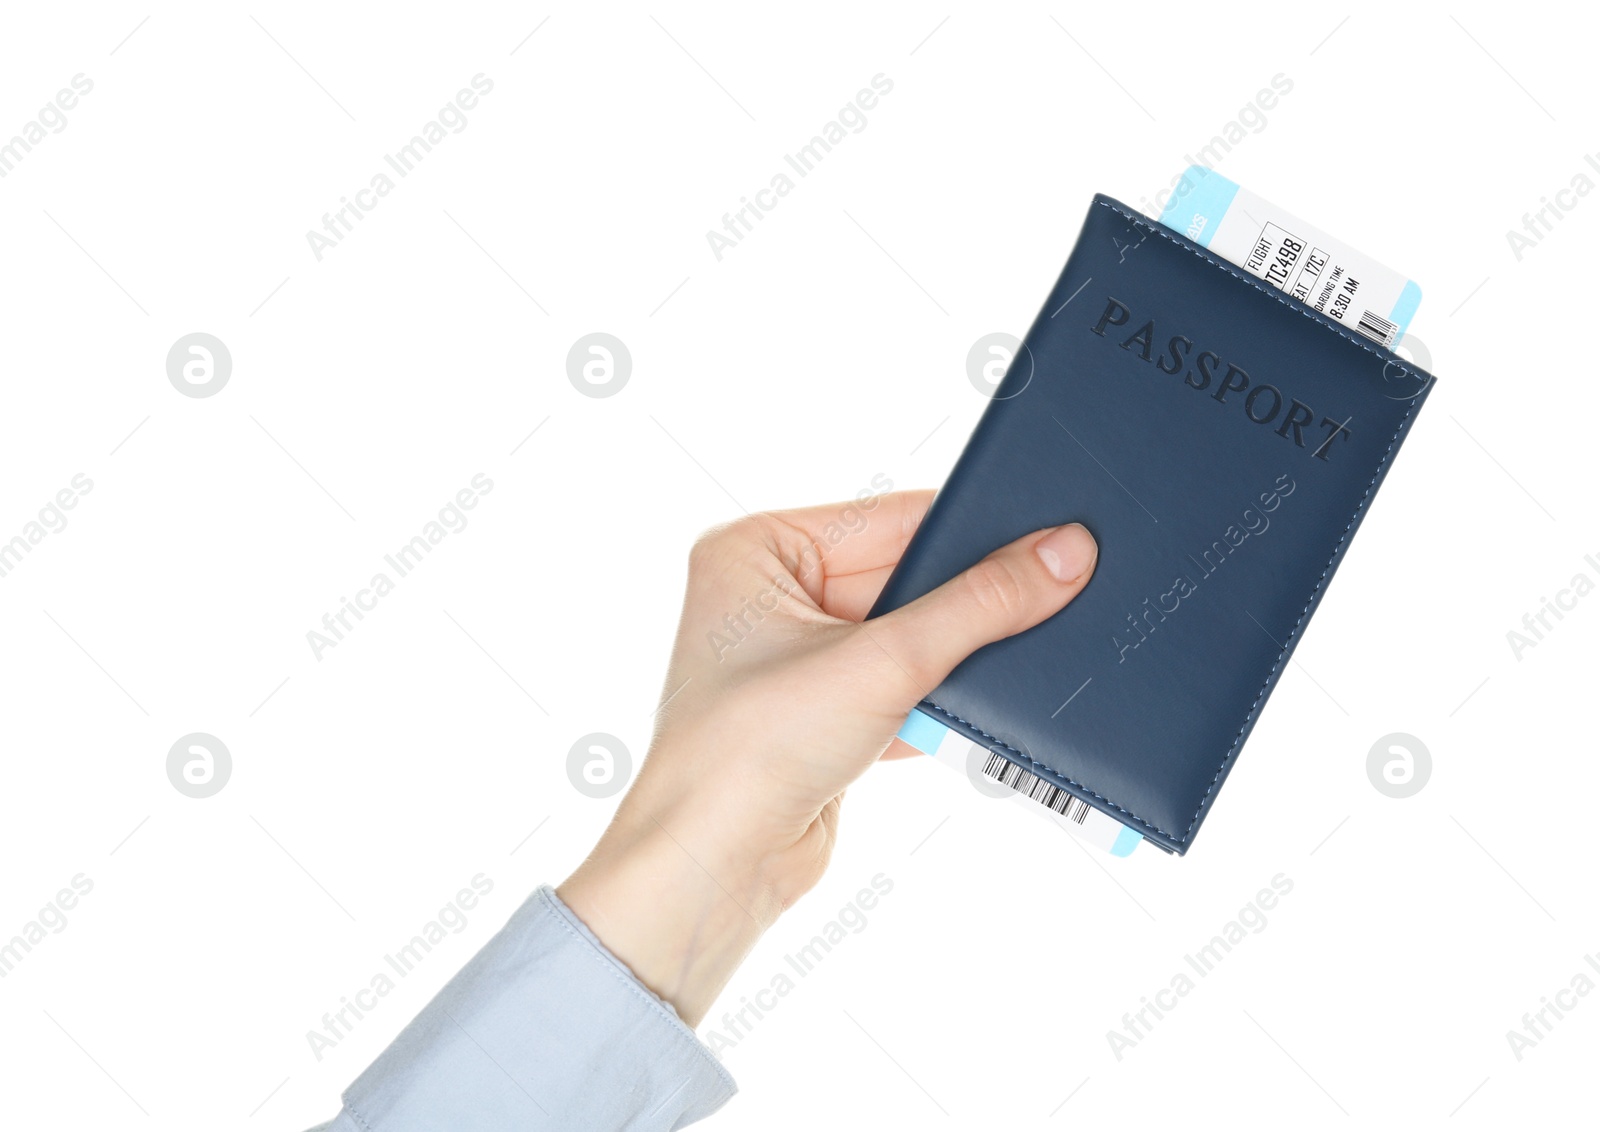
[0,2,1594,1129]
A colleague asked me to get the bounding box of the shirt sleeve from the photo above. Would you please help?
[313,884,736,1131]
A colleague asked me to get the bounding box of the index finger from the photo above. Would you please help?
[766,489,935,581]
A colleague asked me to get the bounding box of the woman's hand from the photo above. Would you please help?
[559,490,1097,1025]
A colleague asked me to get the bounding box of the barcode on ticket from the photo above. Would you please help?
[1356,309,1399,348]
[981,751,1090,824]
[895,707,1142,856]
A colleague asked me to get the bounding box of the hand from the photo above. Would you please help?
[559,490,1098,1025]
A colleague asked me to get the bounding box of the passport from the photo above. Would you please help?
[867,194,1437,855]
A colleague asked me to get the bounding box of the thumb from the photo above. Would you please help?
[867,523,1098,694]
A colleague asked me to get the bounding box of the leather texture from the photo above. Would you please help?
[867,194,1436,854]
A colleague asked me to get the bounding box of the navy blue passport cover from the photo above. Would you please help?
[867,194,1436,855]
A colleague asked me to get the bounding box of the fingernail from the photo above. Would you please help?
[1035,523,1097,582]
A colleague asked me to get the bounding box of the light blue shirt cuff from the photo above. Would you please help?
[320,884,736,1131]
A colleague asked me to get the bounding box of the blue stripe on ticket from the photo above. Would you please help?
[896,708,949,756]
[1110,825,1143,857]
[1389,280,1422,330]
[1158,167,1238,248]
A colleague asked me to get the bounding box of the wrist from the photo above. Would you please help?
[558,801,781,1027]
